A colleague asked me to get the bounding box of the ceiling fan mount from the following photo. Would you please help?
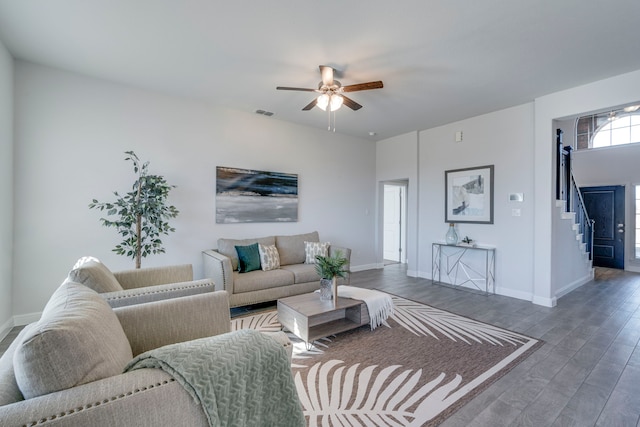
[277,65,383,112]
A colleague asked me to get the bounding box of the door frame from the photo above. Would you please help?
[381,180,408,265]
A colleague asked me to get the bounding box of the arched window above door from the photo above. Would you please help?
[575,103,640,150]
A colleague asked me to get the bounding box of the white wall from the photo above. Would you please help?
[376,132,419,275]
[417,104,535,300]
[0,39,13,335]
[534,69,640,304]
[13,61,377,318]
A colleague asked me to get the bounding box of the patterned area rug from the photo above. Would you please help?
[231,293,543,426]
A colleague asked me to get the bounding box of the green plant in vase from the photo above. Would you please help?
[315,250,348,303]
[89,151,179,269]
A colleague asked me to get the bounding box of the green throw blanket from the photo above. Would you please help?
[125,329,305,427]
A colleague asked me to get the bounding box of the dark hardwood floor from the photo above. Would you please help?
[2,265,640,426]
[352,264,640,426]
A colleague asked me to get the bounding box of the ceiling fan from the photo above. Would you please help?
[277,65,383,112]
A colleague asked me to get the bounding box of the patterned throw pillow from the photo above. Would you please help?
[258,244,281,271]
[304,241,330,264]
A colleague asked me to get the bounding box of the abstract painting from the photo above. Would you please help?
[216,166,298,223]
[445,165,494,224]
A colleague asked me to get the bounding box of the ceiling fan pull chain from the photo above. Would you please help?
[333,110,336,132]
[327,108,331,131]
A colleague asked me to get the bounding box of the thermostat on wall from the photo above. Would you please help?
[509,193,524,202]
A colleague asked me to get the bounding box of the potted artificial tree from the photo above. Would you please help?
[89,151,179,269]
[315,250,348,303]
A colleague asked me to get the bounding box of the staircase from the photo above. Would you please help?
[556,199,593,262]
[556,129,594,263]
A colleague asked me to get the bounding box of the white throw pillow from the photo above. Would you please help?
[258,244,281,271]
[304,241,330,264]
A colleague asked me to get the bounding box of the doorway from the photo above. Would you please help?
[383,182,407,264]
[581,185,625,269]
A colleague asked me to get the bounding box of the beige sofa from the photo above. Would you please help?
[203,231,351,307]
[0,280,295,425]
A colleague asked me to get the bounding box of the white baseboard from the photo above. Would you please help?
[554,272,593,300]
[13,312,41,326]
[350,263,380,272]
[532,295,557,307]
[0,317,14,343]
[494,286,534,302]
[415,270,432,280]
[626,265,640,273]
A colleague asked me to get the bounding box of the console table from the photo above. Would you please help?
[432,242,496,295]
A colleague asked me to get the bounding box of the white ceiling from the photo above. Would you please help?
[1,1,639,141]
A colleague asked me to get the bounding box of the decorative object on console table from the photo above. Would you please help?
[459,236,477,247]
[314,250,348,303]
[89,151,179,269]
[445,165,494,224]
[445,223,458,245]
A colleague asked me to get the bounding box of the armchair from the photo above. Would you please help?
[0,282,297,426]
[69,256,216,308]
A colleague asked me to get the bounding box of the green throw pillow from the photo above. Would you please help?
[235,243,261,273]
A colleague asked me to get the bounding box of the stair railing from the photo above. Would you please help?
[556,129,595,260]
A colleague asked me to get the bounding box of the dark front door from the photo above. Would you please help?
[581,185,625,269]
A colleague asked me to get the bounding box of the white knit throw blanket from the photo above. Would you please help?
[337,285,394,330]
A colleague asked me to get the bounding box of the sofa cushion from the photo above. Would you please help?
[233,269,295,294]
[258,244,280,271]
[276,231,319,266]
[0,325,33,406]
[218,236,275,271]
[304,241,330,264]
[235,243,261,273]
[68,256,123,293]
[13,280,133,399]
[280,264,321,284]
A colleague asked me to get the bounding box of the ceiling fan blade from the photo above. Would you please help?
[341,95,363,111]
[319,65,334,86]
[276,86,317,92]
[302,99,317,111]
[342,81,384,92]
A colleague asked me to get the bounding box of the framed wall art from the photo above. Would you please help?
[216,166,298,223]
[445,165,494,224]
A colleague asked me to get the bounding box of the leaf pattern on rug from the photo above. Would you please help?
[295,359,462,426]
[228,293,541,426]
[231,311,281,332]
[390,296,527,346]
[231,311,331,365]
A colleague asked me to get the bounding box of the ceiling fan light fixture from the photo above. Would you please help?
[330,94,343,111]
[316,93,343,112]
[316,94,330,111]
